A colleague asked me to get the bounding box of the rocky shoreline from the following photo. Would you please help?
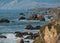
[0,31,39,43]
[0,7,60,43]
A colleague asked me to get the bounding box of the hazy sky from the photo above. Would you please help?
[0,0,60,9]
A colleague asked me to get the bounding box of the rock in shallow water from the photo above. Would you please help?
[25,24,34,30]
[25,24,41,30]
[15,32,23,37]
[19,17,26,20]
[28,14,45,21]
[22,32,28,35]
[0,35,7,38]
[15,31,29,37]
[25,33,39,39]
[0,18,10,23]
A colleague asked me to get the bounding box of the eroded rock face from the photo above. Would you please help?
[44,26,57,43]
[0,18,10,23]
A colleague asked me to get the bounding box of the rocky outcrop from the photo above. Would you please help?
[28,14,45,21]
[19,13,26,20]
[25,25,41,30]
[0,18,10,23]
[0,35,7,38]
[25,25,34,30]
[25,32,39,39]
[19,17,26,20]
[17,38,24,43]
[46,8,60,20]
[15,31,29,36]
[33,20,60,43]
[22,32,28,35]
[15,32,23,37]
[37,14,45,21]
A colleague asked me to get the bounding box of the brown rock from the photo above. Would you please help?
[37,14,45,21]
[25,24,34,30]
[17,38,24,43]
[28,14,45,21]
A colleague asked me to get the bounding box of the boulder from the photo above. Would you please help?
[19,13,25,16]
[19,17,26,20]
[34,26,41,29]
[28,14,38,20]
[37,14,45,21]
[15,32,23,37]
[22,32,28,35]
[17,38,24,43]
[0,35,7,38]
[0,18,10,23]
[25,25,34,30]
[28,14,45,21]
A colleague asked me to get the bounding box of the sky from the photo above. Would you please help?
[0,0,60,10]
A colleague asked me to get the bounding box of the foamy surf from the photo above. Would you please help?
[0,33,18,43]
[0,33,35,43]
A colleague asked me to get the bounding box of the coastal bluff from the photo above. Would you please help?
[33,20,60,43]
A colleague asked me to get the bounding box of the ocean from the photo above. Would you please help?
[0,9,49,43]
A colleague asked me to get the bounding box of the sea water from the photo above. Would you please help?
[0,9,49,43]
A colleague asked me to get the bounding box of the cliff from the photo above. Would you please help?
[34,20,60,43]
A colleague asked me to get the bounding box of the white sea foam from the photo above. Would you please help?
[0,33,35,43]
[0,33,18,43]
